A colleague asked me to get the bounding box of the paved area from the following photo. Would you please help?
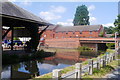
[105,66,120,79]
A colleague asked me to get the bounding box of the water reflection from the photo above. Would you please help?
[2,49,102,79]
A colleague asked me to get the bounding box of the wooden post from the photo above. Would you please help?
[11,27,14,50]
[106,54,109,64]
[111,53,113,61]
[52,69,61,80]
[105,54,107,65]
[97,57,100,69]
[88,59,93,75]
[75,63,82,79]
[102,56,106,67]
[115,52,118,60]
[113,53,116,60]
[110,53,112,62]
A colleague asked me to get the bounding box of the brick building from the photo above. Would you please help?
[2,28,12,40]
[38,25,106,49]
[40,25,105,39]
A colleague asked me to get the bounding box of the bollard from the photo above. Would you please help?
[75,63,82,79]
[97,57,100,69]
[88,59,93,75]
[52,69,61,80]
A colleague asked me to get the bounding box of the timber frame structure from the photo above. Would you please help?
[1,1,51,51]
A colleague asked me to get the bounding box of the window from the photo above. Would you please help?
[73,32,75,34]
[80,32,82,34]
[66,32,68,34]
[90,31,92,34]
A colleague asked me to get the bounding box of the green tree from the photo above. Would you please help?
[106,43,115,49]
[13,37,20,40]
[73,5,90,26]
[114,15,120,35]
[104,26,115,34]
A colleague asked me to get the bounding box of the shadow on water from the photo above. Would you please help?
[1,49,105,80]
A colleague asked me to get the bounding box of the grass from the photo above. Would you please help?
[82,60,118,79]
[61,65,75,74]
[32,49,117,80]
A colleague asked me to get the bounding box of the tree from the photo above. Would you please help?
[104,26,115,34]
[13,37,20,40]
[106,43,115,49]
[73,5,90,26]
[114,15,120,35]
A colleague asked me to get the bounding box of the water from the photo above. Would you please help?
[1,49,103,79]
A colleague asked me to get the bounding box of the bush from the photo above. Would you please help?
[78,46,91,50]
[106,43,115,49]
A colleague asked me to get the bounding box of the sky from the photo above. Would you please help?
[8,0,119,27]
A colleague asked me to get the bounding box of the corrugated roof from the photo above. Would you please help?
[55,25,102,32]
[0,1,51,25]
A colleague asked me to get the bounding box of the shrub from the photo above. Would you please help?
[106,43,115,49]
[78,46,91,50]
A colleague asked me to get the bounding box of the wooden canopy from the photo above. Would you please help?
[1,1,51,50]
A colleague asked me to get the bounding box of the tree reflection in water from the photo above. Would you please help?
[23,61,39,77]
[11,61,39,79]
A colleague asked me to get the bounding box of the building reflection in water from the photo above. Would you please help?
[1,49,99,79]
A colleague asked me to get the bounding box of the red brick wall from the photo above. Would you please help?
[55,50,80,60]
[40,25,106,39]
[41,30,100,39]
[2,30,11,40]
[45,38,81,48]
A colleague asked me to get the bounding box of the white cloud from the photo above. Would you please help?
[88,13,92,16]
[39,11,61,21]
[88,5,95,11]
[89,16,97,24]
[67,19,73,22]
[39,5,66,21]
[8,0,16,2]
[103,23,114,27]
[19,0,32,6]
[50,6,66,13]
[57,19,73,26]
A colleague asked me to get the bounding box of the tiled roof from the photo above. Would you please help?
[55,25,102,32]
[1,1,51,25]
[39,25,56,30]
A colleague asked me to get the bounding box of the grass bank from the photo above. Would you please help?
[33,49,116,80]
[82,59,118,79]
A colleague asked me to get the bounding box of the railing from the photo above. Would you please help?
[52,51,118,80]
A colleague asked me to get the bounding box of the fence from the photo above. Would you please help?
[52,52,118,80]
